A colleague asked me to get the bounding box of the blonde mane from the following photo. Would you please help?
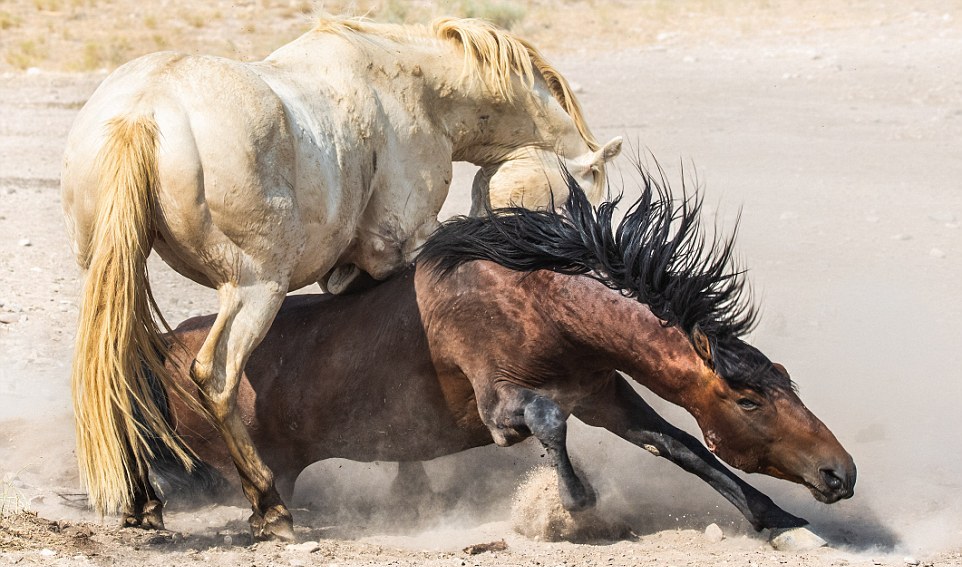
[314,16,600,151]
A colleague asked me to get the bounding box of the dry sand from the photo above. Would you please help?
[2,1,962,565]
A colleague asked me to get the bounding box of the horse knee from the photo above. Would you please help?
[524,397,567,442]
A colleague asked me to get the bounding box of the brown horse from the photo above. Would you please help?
[137,170,855,537]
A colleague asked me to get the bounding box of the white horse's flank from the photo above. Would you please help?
[62,16,620,537]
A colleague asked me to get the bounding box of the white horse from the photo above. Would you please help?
[61,16,621,539]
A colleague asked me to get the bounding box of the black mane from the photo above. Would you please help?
[419,164,757,341]
[418,164,798,393]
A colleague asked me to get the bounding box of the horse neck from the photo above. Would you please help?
[544,273,711,405]
[403,46,589,165]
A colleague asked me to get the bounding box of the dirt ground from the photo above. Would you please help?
[2,1,962,566]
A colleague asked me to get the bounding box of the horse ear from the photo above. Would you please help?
[599,136,622,162]
[691,324,714,367]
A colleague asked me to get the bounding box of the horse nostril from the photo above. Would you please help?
[820,468,844,491]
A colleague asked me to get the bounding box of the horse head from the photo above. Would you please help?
[470,137,622,214]
[685,326,856,504]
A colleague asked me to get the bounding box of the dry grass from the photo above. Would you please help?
[0,474,27,517]
[0,0,958,72]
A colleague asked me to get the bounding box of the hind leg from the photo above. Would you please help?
[190,279,293,541]
[122,462,164,530]
[479,384,595,512]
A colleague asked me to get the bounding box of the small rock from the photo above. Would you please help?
[463,540,507,555]
[704,523,724,543]
[929,248,946,258]
[891,233,912,241]
[769,527,827,551]
[223,535,232,546]
[928,212,957,223]
[568,81,584,94]
[0,313,19,324]
[17,238,31,247]
[39,549,57,557]
[286,541,320,553]
[904,557,920,566]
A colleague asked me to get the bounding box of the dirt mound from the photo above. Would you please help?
[0,512,99,554]
[510,467,632,543]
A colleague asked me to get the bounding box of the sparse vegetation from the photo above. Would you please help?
[6,38,47,70]
[0,1,958,73]
[0,475,27,517]
[32,0,61,11]
[0,10,22,30]
[454,0,526,29]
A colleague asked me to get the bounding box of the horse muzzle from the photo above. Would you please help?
[807,458,857,503]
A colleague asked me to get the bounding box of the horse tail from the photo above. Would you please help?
[141,355,231,506]
[72,114,194,514]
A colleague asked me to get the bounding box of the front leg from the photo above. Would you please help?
[575,374,806,531]
[479,384,595,512]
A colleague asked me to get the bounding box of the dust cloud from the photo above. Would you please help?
[2,3,961,562]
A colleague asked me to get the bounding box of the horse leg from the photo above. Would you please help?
[574,373,807,531]
[190,280,293,541]
[122,475,164,530]
[390,461,432,500]
[480,385,595,512]
[121,443,164,530]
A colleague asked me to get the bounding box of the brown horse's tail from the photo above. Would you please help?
[72,114,193,514]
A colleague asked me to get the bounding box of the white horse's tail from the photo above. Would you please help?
[72,114,193,514]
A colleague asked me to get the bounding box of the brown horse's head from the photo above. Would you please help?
[686,326,856,503]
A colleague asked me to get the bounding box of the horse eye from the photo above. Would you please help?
[737,398,760,411]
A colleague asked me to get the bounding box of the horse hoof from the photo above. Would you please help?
[560,482,597,513]
[121,500,165,530]
[769,527,827,551]
[249,505,295,542]
[140,500,166,530]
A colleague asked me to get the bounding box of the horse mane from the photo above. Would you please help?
[418,163,757,341]
[314,15,599,151]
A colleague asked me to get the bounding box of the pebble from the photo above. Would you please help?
[891,233,912,241]
[704,523,724,543]
[17,238,31,247]
[928,212,957,223]
[39,549,57,557]
[769,527,827,551]
[904,557,920,566]
[929,248,946,258]
[286,541,321,553]
[0,313,19,324]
